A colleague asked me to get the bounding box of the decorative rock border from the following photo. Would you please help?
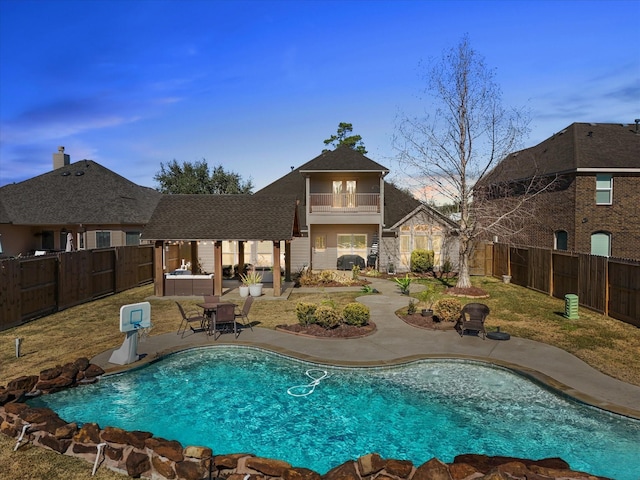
[1,357,603,479]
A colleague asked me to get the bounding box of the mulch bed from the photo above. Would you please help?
[276,322,377,338]
[443,286,489,298]
[399,314,457,331]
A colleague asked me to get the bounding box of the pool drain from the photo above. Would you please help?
[287,369,329,397]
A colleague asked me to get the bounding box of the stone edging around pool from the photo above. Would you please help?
[0,354,631,479]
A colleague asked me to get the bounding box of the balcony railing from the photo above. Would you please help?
[309,193,380,213]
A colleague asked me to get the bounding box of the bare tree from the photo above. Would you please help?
[394,35,532,289]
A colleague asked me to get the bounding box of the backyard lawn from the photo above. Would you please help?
[1,275,639,479]
[1,276,639,387]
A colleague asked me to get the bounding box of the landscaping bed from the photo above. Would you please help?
[276,322,376,338]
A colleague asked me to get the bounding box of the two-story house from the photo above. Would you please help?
[256,145,459,273]
[0,147,161,258]
[476,122,640,259]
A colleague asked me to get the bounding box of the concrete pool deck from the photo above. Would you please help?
[91,277,640,420]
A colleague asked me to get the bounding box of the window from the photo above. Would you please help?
[126,232,140,246]
[96,231,111,248]
[314,235,326,251]
[554,231,568,251]
[595,174,612,205]
[591,232,611,257]
[41,230,54,250]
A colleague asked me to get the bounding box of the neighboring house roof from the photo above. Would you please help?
[482,122,640,184]
[0,160,161,225]
[256,146,453,229]
[141,194,299,241]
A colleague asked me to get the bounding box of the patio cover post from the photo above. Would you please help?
[214,241,223,296]
[190,241,199,274]
[273,241,281,296]
[238,241,245,275]
[153,241,164,297]
[284,240,291,282]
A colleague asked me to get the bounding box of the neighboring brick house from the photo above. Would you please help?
[256,145,459,273]
[0,147,161,258]
[477,122,640,259]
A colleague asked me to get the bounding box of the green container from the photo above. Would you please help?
[564,294,579,319]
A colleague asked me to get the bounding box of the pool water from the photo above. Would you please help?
[29,346,640,478]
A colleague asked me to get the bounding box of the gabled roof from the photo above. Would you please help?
[383,182,457,230]
[298,144,390,173]
[482,122,640,184]
[256,147,451,230]
[0,160,161,225]
[141,194,299,241]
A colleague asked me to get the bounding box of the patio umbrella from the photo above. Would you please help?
[65,232,74,252]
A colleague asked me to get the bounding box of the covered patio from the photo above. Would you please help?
[141,194,300,297]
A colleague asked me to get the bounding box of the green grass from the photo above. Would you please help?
[408,276,640,386]
[1,276,639,479]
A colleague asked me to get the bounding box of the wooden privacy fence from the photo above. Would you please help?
[0,245,154,331]
[491,243,639,327]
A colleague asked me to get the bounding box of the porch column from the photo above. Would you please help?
[284,240,291,282]
[153,240,165,296]
[238,241,245,275]
[214,241,223,296]
[190,241,199,274]
[273,241,281,296]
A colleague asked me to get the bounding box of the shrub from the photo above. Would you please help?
[394,274,412,294]
[411,249,434,273]
[351,265,361,280]
[407,299,417,315]
[433,298,463,322]
[343,303,370,326]
[417,283,438,308]
[314,305,342,329]
[295,302,317,326]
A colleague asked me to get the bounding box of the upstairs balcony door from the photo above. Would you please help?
[333,180,356,208]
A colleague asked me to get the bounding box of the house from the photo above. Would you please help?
[0,147,161,258]
[255,145,459,273]
[476,122,640,259]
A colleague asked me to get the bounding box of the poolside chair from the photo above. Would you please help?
[211,303,237,340]
[176,302,206,338]
[456,303,490,340]
[234,296,254,332]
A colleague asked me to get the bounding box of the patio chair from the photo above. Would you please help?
[211,303,237,340]
[456,303,490,340]
[234,296,254,332]
[176,302,206,338]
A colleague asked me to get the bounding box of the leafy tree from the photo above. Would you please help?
[394,35,538,289]
[154,159,253,194]
[323,122,367,154]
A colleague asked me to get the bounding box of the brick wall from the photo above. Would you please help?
[481,173,640,261]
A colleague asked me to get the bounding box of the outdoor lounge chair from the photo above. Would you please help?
[234,296,254,332]
[211,303,237,340]
[176,302,206,338]
[456,303,490,339]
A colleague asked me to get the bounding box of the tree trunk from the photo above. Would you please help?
[456,236,472,289]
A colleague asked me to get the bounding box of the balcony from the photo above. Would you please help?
[309,193,380,213]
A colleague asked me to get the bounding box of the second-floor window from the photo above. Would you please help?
[595,174,612,205]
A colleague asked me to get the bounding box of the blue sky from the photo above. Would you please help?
[1,0,638,191]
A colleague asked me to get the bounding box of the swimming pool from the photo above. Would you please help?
[29,346,640,479]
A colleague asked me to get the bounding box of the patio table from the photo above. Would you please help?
[197,302,237,337]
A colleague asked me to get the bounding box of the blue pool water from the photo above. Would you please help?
[29,347,640,478]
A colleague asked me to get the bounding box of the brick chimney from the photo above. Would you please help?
[53,146,70,169]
